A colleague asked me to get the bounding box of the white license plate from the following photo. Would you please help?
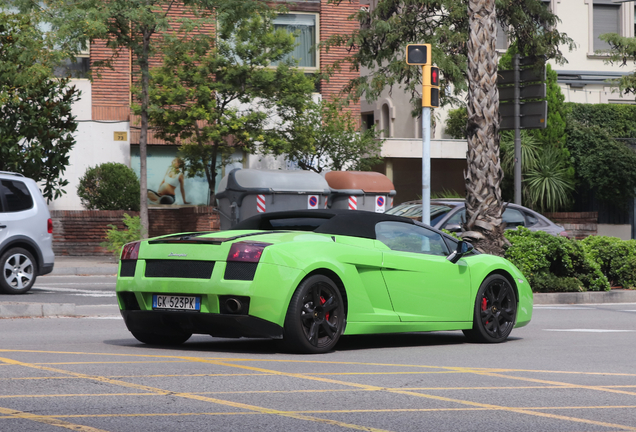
[152,295,201,311]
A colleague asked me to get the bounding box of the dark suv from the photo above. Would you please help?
[0,172,55,294]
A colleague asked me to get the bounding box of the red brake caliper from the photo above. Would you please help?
[481,297,489,324]
[320,296,329,321]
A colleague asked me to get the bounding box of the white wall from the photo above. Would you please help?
[48,79,131,210]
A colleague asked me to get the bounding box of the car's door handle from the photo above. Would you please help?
[0,224,6,229]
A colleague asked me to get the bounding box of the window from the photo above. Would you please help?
[502,208,526,228]
[1,180,33,212]
[593,1,621,51]
[375,221,448,256]
[273,13,318,69]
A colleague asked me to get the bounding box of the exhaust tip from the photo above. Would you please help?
[225,298,243,314]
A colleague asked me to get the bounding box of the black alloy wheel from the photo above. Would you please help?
[281,274,345,354]
[0,248,37,294]
[463,274,517,343]
[130,330,192,346]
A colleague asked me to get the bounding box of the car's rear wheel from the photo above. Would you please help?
[130,331,192,346]
[0,248,37,294]
[463,274,517,343]
[281,275,345,354]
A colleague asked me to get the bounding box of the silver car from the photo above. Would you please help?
[386,198,567,236]
[0,172,55,294]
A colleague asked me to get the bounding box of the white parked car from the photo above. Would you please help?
[0,171,55,294]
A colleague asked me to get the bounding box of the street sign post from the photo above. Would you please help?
[497,54,548,206]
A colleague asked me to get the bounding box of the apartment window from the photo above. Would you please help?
[272,13,318,69]
[593,0,621,51]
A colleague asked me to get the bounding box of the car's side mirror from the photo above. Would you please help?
[447,240,474,264]
[444,224,461,232]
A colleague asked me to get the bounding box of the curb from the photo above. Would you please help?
[534,290,636,305]
[51,266,118,276]
[0,302,76,318]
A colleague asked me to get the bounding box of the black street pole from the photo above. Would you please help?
[513,54,522,205]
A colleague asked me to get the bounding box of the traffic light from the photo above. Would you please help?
[422,65,440,108]
[406,44,431,65]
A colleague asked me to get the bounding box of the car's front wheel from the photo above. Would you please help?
[0,248,37,294]
[130,331,192,346]
[281,274,345,354]
[463,274,517,343]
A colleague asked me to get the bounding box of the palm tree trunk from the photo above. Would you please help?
[465,0,506,255]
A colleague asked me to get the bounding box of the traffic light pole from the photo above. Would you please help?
[422,105,431,225]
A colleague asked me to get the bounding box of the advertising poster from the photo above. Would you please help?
[130,146,218,206]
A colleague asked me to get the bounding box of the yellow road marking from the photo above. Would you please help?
[186,356,636,432]
[3,349,636,430]
[3,348,636,377]
[0,406,109,432]
[0,356,391,432]
[452,367,636,397]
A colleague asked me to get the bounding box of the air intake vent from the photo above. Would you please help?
[120,260,136,277]
[145,260,214,279]
[224,262,258,280]
[118,292,140,310]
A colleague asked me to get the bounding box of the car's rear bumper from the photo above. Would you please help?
[39,263,54,276]
[120,310,284,339]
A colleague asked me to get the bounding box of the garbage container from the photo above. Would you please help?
[325,171,396,213]
[216,169,331,230]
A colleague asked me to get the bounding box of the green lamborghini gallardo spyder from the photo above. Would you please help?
[116,209,532,353]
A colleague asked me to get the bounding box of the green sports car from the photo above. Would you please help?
[116,210,532,353]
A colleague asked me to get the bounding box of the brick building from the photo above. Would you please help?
[50,0,360,211]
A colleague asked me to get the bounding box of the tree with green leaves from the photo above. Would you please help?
[0,12,80,202]
[283,99,383,173]
[600,33,636,99]
[144,11,314,204]
[25,0,273,236]
[326,0,573,255]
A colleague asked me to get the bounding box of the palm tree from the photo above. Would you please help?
[464,0,506,255]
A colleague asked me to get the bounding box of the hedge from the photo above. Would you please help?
[503,228,636,293]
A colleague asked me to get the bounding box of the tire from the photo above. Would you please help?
[0,248,37,294]
[463,274,517,343]
[280,275,345,354]
[130,331,192,346]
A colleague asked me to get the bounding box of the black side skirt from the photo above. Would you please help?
[120,310,284,339]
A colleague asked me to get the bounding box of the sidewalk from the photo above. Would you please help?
[51,255,119,275]
[2,256,636,319]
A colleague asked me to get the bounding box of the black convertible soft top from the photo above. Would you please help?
[232,209,416,240]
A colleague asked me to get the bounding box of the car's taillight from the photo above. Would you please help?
[559,231,569,237]
[227,242,271,263]
[121,241,141,260]
[47,218,53,234]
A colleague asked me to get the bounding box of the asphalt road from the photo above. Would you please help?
[1,278,636,432]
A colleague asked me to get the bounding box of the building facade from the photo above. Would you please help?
[49,0,360,210]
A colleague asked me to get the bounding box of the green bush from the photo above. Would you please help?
[581,236,636,289]
[504,228,610,292]
[77,162,140,211]
[532,272,584,293]
[101,214,145,258]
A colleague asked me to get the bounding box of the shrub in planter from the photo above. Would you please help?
[101,213,145,258]
[77,162,140,211]
[582,236,636,288]
[532,272,584,293]
[504,228,609,292]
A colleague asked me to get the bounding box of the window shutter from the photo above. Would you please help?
[593,4,620,51]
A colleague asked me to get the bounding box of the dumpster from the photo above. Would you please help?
[216,169,331,230]
[325,171,396,213]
